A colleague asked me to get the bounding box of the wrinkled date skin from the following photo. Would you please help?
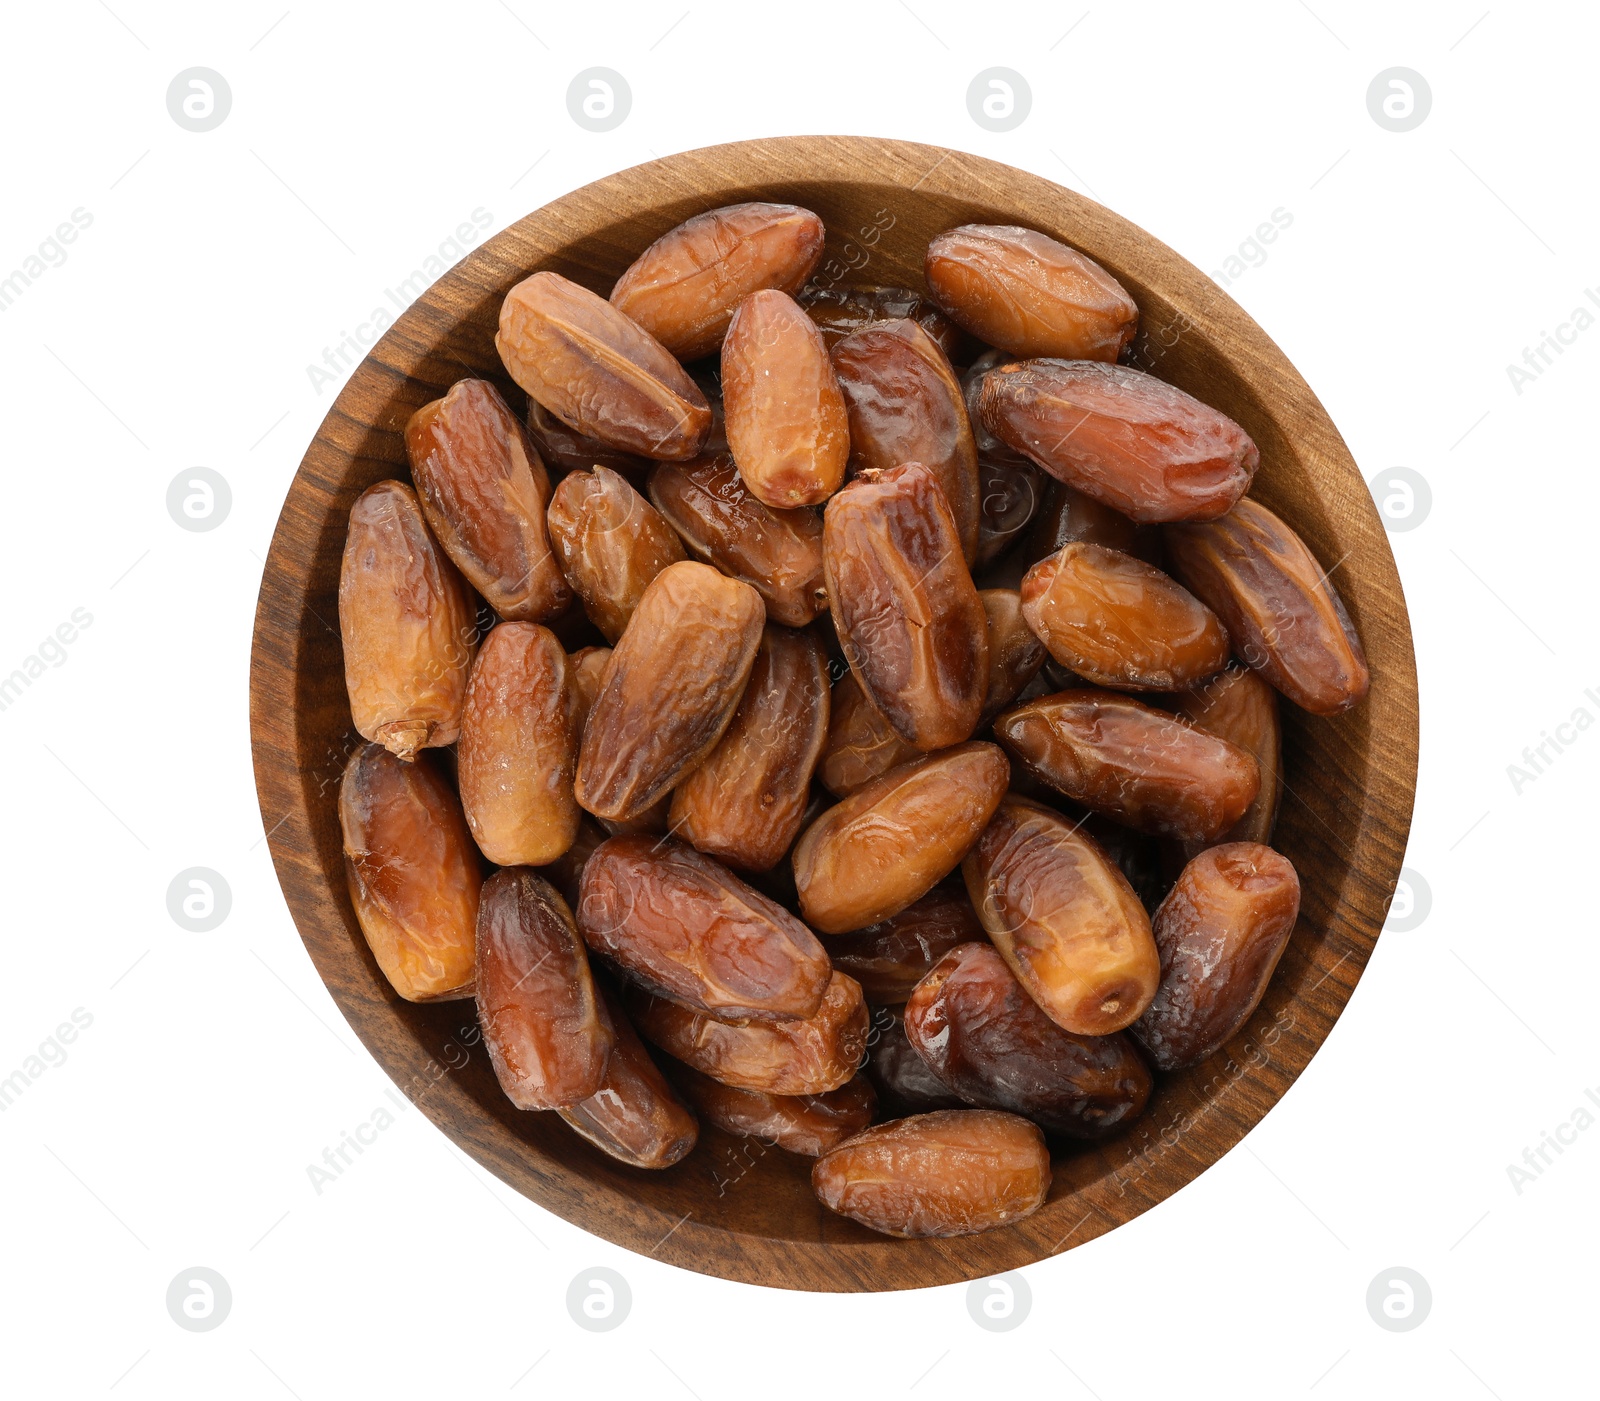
[1164,497,1371,716]
[476,868,613,1110]
[978,360,1258,523]
[1026,478,1162,567]
[823,461,990,750]
[722,289,850,507]
[865,1007,967,1115]
[1173,664,1283,852]
[670,1065,877,1157]
[568,645,611,733]
[405,379,571,623]
[458,623,581,866]
[339,480,478,761]
[339,744,480,1002]
[996,690,1261,842]
[1131,843,1301,1070]
[575,562,765,822]
[648,454,827,627]
[811,1109,1051,1239]
[831,318,981,564]
[826,885,986,1004]
[962,795,1160,1036]
[980,588,1048,716]
[560,986,699,1169]
[610,202,825,361]
[496,270,712,461]
[578,834,831,1022]
[1020,543,1230,691]
[800,284,965,361]
[526,398,649,483]
[547,465,688,644]
[925,225,1138,362]
[623,971,868,1095]
[669,626,831,872]
[793,742,1010,934]
[818,670,920,798]
[904,942,1152,1139]
[976,455,1046,567]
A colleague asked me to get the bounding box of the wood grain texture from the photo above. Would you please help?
[249,136,1418,1291]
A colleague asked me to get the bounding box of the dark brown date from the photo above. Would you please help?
[826,885,986,1004]
[800,283,964,360]
[975,455,1045,566]
[865,1007,967,1115]
[1026,478,1162,566]
[1130,843,1300,1070]
[979,588,1047,716]
[817,670,920,797]
[669,1065,877,1157]
[526,397,650,482]
[1173,664,1282,852]
[542,814,608,910]
[1164,497,1370,716]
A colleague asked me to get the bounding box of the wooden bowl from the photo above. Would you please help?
[250,136,1418,1291]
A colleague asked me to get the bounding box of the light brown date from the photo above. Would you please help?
[831,318,981,564]
[995,689,1260,842]
[904,942,1151,1139]
[526,398,649,482]
[559,986,699,1169]
[1130,843,1300,1070]
[811,1108,1051,1239]
[1173,664,1282,852]
[925,224,1138,361]
[339,743,480,1002]
[978,360,1258,523]
[496,270,712,461]
[1164,497,1370,716]
[578,834,830,1021]
[826,885,986,1004]
[865,1007,967,1116]
[975,455,1045,567]
[979,588,1047,716]
[610,202,826,361]
[647,454,827,627]
[457,622,581,866]
[962,795,1159,1036]
[476,868,612,1109]
[669,1065,877,1156]
[793,742,1010,934]
[568,645,611,733]
[722,289,850,507]
[405,379,571,623]
[575,562,765,822]
[623,971,868,1095]
[339,480,477,761]
[547,465,688,644]
[1020,542,1230,691]
[800,284,964,360]
[817,670,920,797]
[823,461,990,750]
[669,625,831,872]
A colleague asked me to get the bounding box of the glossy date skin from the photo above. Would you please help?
[648,454,827,627]
[339,480,477,761]
[831,318,981,564]
[800,284,964,360]
[578,834,830,1022]
[925,225,1138,361]
[546,465,687,644]
[1173,664,1282,852]
[405,379,571,623]
[610,202,826,361]
[476,868,613,1110]
[1164,497,1370,716]
[1130,843,1301,1070]
[496,271,712,461]
[793,742,1010,935]
[559,986,699,1169]
[526,398,650,482]
[623,971,868,1095]
[669,1065,877,1157]
[826,885,986,1004]
[823,461,989,750]
[817,670,920,798]
[1026,478,1162,567]
[722,289,850,507]
[979,588,1048,716]
[669,625,831,872]
[904,942,1151,1139]
[978,360,1258,523]
[339,744,480,1002]
[865,1008,967,1116]
[1020,543,1230,691]
[811,1109,1051,1239]
[962,795,1160,1036]
[457,623,581,867]
[997,689,1261,841]
[574,562,765,822]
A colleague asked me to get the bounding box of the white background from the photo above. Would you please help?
[2,1,1595,1396]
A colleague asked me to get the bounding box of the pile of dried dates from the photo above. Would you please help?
[336,201,1368,1241]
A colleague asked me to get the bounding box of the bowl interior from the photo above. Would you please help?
[250,136,1418,1291]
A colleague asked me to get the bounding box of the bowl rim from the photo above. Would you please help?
[249,134,1419,1292]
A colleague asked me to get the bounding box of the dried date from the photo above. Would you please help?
[1172,664,1282,852]
[825,885,986,1004]
[817,670,920,797]
[670,1065,876,1156]
[800,283,964,360]
[979,587,1048,716]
